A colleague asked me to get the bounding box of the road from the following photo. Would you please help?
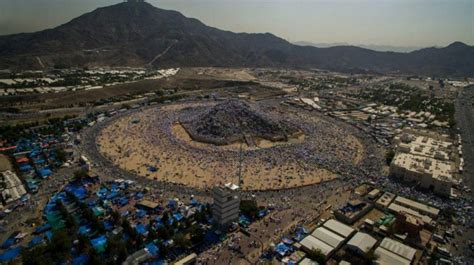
[453,86,474,263]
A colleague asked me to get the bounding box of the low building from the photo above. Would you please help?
[367,189,381,200]
[393,196,439,218]
[387,202,435,229]
[299,258,320,265]
[322,219,355,238]
[0,170,27,204]
[395,212,423,238]
[174,253,197,265]
[376,192,396,209]
[390,132,456,197]
[300,219,355,259]
[335,200,373,224]
[346,232,377,256]
[375,237,416,265]
[300,235,334,257]
[311,227,345,248]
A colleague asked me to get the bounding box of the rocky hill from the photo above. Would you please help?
[0,1,473,77]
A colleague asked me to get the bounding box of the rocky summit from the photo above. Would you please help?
[181,100,298,145]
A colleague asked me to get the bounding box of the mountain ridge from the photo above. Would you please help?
[0,2,473,77]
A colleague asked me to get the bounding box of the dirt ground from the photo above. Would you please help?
[0,154,12,171]
[97,101,367,191]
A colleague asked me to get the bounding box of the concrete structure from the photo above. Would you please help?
[376,192,396,209]
[300,219,355,258]
[390,132,455,197]
[322,219,355,238]
[299,258,320,265]
[300,235,334,256]
[395,212,423,238]
[174,253,197,265]
[368,188,381,200]
[391,153,453,196]
[335,200,373,224]
[346,232,377,256]
[212,183,240,228]
[375,237,416,265]
[393,196,439,218]
[311,227,345,248]
[0,170,27,204]
[387,202,435,228]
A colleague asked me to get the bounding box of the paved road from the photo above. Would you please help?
[453,86,474,263]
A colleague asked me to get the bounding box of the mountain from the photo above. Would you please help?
[0,1,473,77]
[294,41,423,53]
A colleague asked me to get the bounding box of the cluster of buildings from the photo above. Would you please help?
[267,181,453,264]
[0,68,179,96]
[390,131,458,197]
[0,170,27,205]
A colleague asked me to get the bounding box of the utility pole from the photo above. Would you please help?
[238,141,244,186]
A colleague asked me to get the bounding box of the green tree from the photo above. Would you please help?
[48,229,72,262]
[173,233,191,249]
[240,200,259,219]
[366,249,379,264]
[73,169,89,182]
[306,248,326,264]
[385,149,395,165]
[55,149,68,163]
[106,235,128,264]
[21,246,53,265]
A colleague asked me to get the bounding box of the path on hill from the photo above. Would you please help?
[146,40,178,67]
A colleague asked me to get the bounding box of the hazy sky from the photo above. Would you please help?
[0,0,472,47]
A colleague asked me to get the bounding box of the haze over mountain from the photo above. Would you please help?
[293,42,424,53]
[0,1,473,77]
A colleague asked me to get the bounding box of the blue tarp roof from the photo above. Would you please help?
[72,254,89,265]
[64,185,88,200]
[34,159,46,165]
[106,192,119,200]
[79,225,92,236]
[0,246,22,262]
[34,224,51,234]
[118,197,128,206]
[102,220,114,231]
[145,243,159,256]
[39,168,52,178]
[135,224,147,235]
[167,200,177,208]
[275,242,290,256]
[136,210,146,219]
[46,231,53,241]
[28,237,44,248]
[173,213,184,222]
[204,231,220,244]
[91,235,107,253]
[19,164,32,172]
[1,238,15,249]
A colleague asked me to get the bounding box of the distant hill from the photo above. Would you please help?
[294,41,423,53]
[0,2,473,77]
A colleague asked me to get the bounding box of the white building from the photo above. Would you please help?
[300,219,355,258]
[375,237,416,265]
[212,183,240,228]
[390,133,455,197]
[346,232,377,256]
[1,170,27,204]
